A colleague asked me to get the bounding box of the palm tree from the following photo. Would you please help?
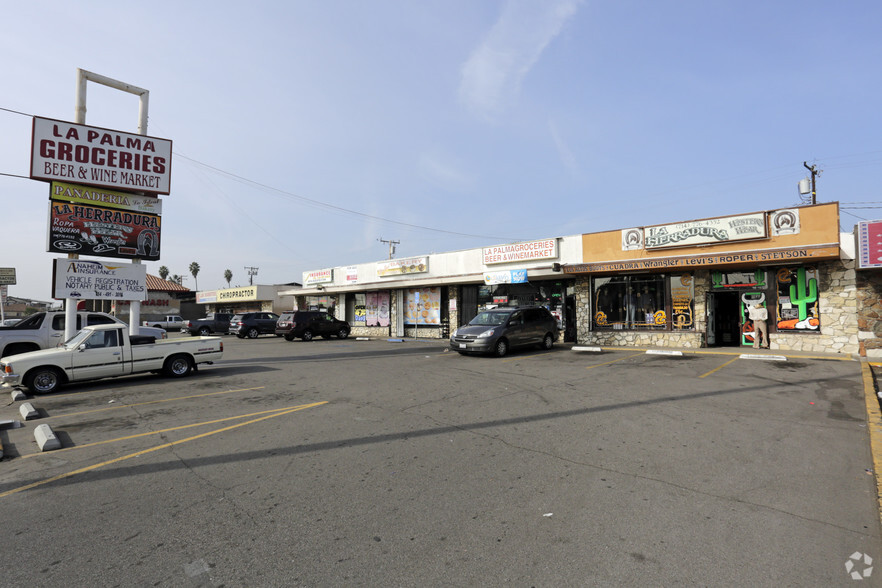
[159,265,169,281]
[171,274,183,285]
[224,269,233,287]
[189,262,201,290]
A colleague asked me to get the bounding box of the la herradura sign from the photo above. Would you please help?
[31,117,172,195]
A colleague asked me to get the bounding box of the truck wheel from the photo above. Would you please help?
[199,326,211,336]
[301,330,314,341]
[152,324,162,329]
[25,367,63,394]
[163,354,193,377]
[2,343,40,357]
[247,327,260,339]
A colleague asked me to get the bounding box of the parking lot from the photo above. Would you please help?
[0,334,879,586]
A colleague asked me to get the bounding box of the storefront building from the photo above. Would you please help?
[196,284,298,316]
[563,203,862,355]
[285,237,583,341]
[110,274,192,322]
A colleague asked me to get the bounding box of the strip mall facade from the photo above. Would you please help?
[292,202,876,357]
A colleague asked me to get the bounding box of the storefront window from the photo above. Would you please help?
[670,274,695,330]
[404,287,441,325]
[347,292,390,326]
[366,291,390,327]
[776,266,820,332]
[593,275,666,330]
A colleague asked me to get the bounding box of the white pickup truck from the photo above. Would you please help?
[0,311,166,358]
[0,324,222,394]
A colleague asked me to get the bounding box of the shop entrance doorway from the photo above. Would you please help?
[706,291,742,347]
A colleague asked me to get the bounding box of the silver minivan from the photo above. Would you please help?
[450,306,559,357]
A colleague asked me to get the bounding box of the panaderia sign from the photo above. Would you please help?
[51,181,162,214]
[31,117,172,195]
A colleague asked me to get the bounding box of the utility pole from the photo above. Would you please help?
[803,162,820,205]
[245,266,259,286]
[378,238,400,260]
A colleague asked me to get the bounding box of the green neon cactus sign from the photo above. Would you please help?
[789,267,818,321]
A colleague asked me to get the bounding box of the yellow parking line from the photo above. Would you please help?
[585,352,645,370]
[19,403,325,458]
[0,401,327,499]
[44,386,266,420]
[699,356,739,378]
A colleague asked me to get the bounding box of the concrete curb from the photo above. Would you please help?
[34,424,61,452]
[860,360,882,532]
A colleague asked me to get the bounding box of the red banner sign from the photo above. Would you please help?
[47,201,161,261]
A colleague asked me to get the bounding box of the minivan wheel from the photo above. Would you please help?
[247,327,259,339]
[301,330,314,341]
[493,338,509,357]
[541,333,554,350]
[337,328,349,339]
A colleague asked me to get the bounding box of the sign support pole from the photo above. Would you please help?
[72,69,151,340]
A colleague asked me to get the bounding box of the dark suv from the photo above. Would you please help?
[276,311,350,341]
[450,306,559,357]
[229,312,280,339]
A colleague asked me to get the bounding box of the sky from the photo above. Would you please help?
[2,0,881,301]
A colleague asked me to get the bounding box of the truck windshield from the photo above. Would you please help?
[62,329,93,349]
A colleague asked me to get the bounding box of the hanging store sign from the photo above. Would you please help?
[47,201,161,260]
[51,181,162,214]
[31,117,172,195]
[644,212,767,249]
[483,239,557,265]
[563,245,840,274]
[856,220,882,270]
[0,268,16,286]
[304,269,334,285]
[483,269,528,285]
[217,286,258,302]
[52,258,147,300]
[377,257,428,277]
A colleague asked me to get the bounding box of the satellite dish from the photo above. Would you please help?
[798,178,811,195]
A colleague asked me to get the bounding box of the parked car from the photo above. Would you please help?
[450,306,558,357]
[229,312,280,339]
[277,311,350,341]
[142,315,185,330]
[182,313,232,336]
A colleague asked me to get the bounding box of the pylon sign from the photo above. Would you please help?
[31,116,172,195]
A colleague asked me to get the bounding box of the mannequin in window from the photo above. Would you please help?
[626,288,638,327]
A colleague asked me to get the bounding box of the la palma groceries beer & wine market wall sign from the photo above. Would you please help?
[31,117,172,194]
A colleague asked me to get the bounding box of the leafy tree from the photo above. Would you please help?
[159,265,169,281]
[224,269,233,287]
[189,262,201,290]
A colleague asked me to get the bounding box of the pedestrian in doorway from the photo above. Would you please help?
[748,302,769,349]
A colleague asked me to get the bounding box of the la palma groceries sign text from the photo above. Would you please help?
[31,117,172,195]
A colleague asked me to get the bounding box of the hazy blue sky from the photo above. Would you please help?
[2,0,880,300]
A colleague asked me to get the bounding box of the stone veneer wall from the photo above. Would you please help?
[772,260,858,355]
[574,261,860,355]
[856,268,882,358]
